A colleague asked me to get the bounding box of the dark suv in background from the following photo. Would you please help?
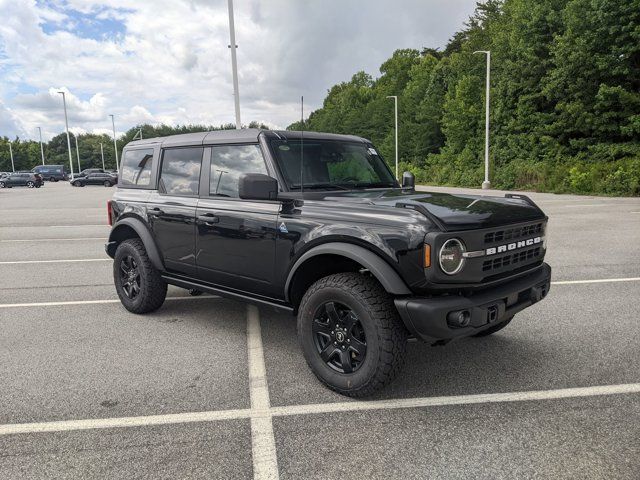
[0,172,43,188]
[32,165,68,182]
[106,129,551,396]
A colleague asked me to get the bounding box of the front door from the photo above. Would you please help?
[195,144,279,298]
[147,146,204,277]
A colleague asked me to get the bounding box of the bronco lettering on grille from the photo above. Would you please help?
[485,236,542,256]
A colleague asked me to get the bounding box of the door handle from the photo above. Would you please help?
[198,213,219,225]
[148,207,164,216]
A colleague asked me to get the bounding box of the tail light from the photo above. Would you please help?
[107,200,113,226]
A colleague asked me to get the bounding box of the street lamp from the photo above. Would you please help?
[100,142,105,170]
[71,132,81,173]
[109,114,119,171]
[386,95,399,180]
[8,143,15,172]
[37,127,45,165]
[227,0,241,129]
[473,50,491,190]
[58,91,75,180]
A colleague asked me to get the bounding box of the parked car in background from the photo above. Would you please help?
[76,168,108,178]
[32,165,68,182]
[71,172,117,187]
[0,172,43,188]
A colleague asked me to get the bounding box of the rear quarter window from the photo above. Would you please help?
[121,148,154,186]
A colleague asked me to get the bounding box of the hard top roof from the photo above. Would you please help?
[124,129,371,149]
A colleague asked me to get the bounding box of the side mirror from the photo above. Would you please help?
[238,173,278,200]
[402,171,415,189]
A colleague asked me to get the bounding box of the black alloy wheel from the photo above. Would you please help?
[119,254,141,299]
[312,301,367,373]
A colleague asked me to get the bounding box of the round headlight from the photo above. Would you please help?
[439,239,466,275]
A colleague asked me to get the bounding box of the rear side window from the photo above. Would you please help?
[159,147,203,196]
[121,148,154,186]
[209,144,266,197]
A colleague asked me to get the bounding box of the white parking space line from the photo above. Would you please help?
[0,258,110,265]
[270,383,640,418]
[247,305,280,480]
[1,383,637,437]
[552,277,640,285]
[0,224,109,228]
[0,238,107,243]
[0,296,218,309]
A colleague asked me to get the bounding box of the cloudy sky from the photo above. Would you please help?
[0,0,475,140]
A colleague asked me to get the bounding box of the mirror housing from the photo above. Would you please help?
[402,171,415,189]
[238,173,278,201]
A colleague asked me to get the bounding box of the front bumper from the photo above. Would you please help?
[394,263,551,343]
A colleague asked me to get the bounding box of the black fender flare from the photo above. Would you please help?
[284,242,412,302]
[107,217,165,271]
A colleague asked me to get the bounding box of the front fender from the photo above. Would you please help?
[284,242,412,302]
[106,217,164,271]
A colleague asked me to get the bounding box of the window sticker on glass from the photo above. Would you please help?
[367,147,378,156]
[279,145,290,151]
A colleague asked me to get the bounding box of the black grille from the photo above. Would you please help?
[482,247,542,272]
[484,223,543,244]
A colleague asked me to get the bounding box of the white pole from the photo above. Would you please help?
[100,143,105,170]
[72,133,81,173]
[387,95,399,180]
[58,91,75,180]
[227,0,241,129]
[474,50,491,190]
[37,127,45,165]
[9,143,15,172]
[109,114,119,171]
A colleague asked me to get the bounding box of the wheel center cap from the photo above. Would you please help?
[335,331,345,343]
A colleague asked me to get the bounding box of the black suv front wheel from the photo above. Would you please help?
[298,273,408,397]
[114,239,167,313]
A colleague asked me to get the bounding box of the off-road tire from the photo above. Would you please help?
[472,315,514,337]
[298,272,408,397]
[114,238,167,314]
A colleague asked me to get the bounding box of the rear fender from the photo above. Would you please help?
[106,217,164,271]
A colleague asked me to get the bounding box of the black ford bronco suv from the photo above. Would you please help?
[106,129,551,397]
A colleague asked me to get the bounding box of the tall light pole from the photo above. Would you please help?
[37,127,45,165]
[100,143,105,170]
[71,132,81,173]
[227,0,241,129]
[474,50,491,190]
[386,95,399,180]
[58,91,75,180]
[8,143,15,172]
[109,114,119,171]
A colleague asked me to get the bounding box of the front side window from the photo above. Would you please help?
[121,148,154,186]
[209,144,267,197]
[270,139,396,190]
[160,147,203,196]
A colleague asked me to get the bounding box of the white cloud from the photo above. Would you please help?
[0,0,476,141]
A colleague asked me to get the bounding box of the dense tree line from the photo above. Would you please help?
[288,0,640,195]
[0,121,266,174]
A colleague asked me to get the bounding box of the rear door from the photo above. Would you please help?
[195,144,279,298]
[147,147,204,277]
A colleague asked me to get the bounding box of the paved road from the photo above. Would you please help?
[0,182,638,479]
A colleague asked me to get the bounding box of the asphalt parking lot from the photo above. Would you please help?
[1,181,639,479]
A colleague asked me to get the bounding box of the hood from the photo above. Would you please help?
[319,190,546,231]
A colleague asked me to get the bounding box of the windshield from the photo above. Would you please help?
[269,139,397,190]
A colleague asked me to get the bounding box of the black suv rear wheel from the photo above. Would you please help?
[114,239,167,313]
[298,272,408,397]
